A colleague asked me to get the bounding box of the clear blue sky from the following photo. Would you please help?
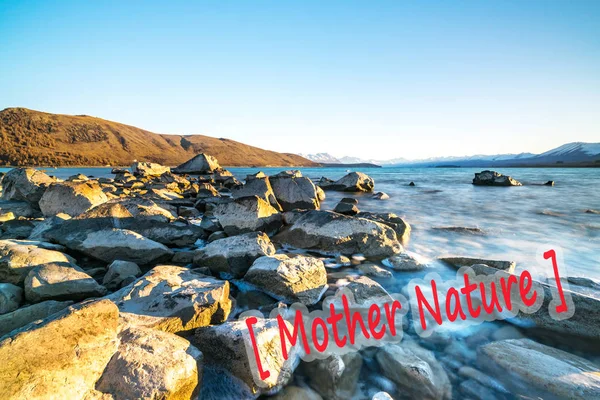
[1,0,599,160]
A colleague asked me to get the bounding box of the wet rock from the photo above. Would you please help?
[244,254,327,305]
[585,209,600,214]
[358,263,393,278]
[439,257,515,273]
[339,275,391,304]
[271,385,323,400]
[0,282,23,314]
[457,366,508,395]
[383,252,428,271]
[433,226,485,235]
[0,168,56,204]
[0,299,73,336]
[472,170,522,186]
[232,173,282,211]
[24,263,107,303]
[334,199,359,215]
[459,379,497,400]
[192,318,298,398]
[39,181,109,217]
[96,327,203,400]
[478,338,600,399]
[372,192,389,200]
[0,239,76,285]
[320,172,375,192]
[106,265,232,333]
[274,211,402,258]
[544,180,555,186]
[193,232,276,279]
[0,300,119,399]
[102,260,141,291]
[409,181,415,186]
[211,195,283,236]
[302,353,363,400]
[376,341,451,400]
[207,230,227,242]
[131,161,170,177]
[270,171,320,211]
[356,212,411,245]
[173,153,221,174]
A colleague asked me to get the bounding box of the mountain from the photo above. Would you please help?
[299,153,341,163]
[0,108,316,167]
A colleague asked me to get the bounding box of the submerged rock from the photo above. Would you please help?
[383,252,428,271]
[39,181,108,217]
[301,353,363,400]
[472,170,522,186]
[211,195,283,236]
[270,171,320,211]
[0,168,56,204]
[439,257,515,273]
[244,254,328,305]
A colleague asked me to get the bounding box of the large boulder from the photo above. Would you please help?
[211,196,283,236]
[0,282,23,314]
[0,239,76,285]
[81,197,177,222]
[192,318,298,398]
[0,299,73,337]
[24,262,107,303]
[270,171,320,211]
[376,341,451,400]
[356,212,411,245]
[320,172,374,192]
[39,181,108,217]
[102,260,141,290]
[244,254,328,305]
[173,153,221,174]
[106,265,232,333]
[274,211,402,258]
[301,353,363,400]
[0,300,119,400]
[232,173,282,211]
[472,170,522,186]
[479,339,600,399]
[0,168,56,204]
[0,200,38,218]
[193,232,276,279]
[96,327,203,400]
[131,161,170,177]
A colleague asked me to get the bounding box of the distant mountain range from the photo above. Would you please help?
[300,142,600,167]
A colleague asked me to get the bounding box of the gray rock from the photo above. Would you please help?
[178,206,200,218]
[244,254,328,305]
[270,171,320,211]
[102,260,141,290]
[439,257,515,273]
[173,153,221,174]
[131,161,170,177]
[0,218,36,239]
[274,211,402,258]
[0,168,56,204]
[171,250,195,264]
[334,200,359,216]
[0,282,23,314]
[355,212,411,245]
[383,252,428,271]
[0,299,73,337]
[39,181,109,217]
[459,380,497,400]
[472,170,522,186]
[271,385,323,400]
[232,173,282,211]
[358,263,393,278]
[193,232,276,279]
[302,353,363,400]
[0,200,38,218]
[372,192,390,200]
[340,275,391,304]
[320,172,375,192]
[211,195,283,236]
[207,230,227,242]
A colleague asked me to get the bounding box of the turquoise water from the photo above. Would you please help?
[2,166,599,279]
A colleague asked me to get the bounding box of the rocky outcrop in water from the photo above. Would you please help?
[319,172,375,192]
[472,170,522,186]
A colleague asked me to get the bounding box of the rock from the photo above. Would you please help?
[271,385,323,400]
[0,211,14,222]
[376,341,451,400]
[0,282,23,314]
[131,161,171,177]
[439,257,515,273]
[178,206,201,218]
[355,212,411,245]
[320,172,375,192]
[171,250,195,264]
[192,318,298,398]
[196,182,221,199]
[0,168,56,204]
[372,192,389,200]
[274,211,402,258]
[334,200,359,215]
[96,327,203,400]
[472,170,522,186]
[433,226,485,235]
[211,195,283,236]
[24,262,107,303]
[102,260,141,290]
[372,392,394,400]
[193,232,276,279]
[585,209,600,214]
[0,218,36,239]
[0,300,119,400]
[544,180,555,186]
[83,198,177,221]
[0,200,38,218]
[270,171,320,211]
[316,186,326,201]
[207,230,227,242]
[302,353,363,400]
[0,239,76,285]
[478,339,600,399]
[39,181,109,217]
[233,173,282,211]
[106,265,232,333]
[457,365,509,395]
[244,254,327,305]
[339,275,391,304]
[383,252,428,271]
[409,181,415,186]
[173,153,221,174]
[459,379,497,400]
[28,213,71,240]
[0,299,73,336]
[358,263,393,278]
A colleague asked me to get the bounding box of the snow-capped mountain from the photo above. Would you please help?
[299,153,341,163]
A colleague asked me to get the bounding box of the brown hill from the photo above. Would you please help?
[0,108,316,167]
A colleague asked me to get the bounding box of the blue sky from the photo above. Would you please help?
[1,1,599,160]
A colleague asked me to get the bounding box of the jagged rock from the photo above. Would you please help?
[373,192,390,200]
[0,200,38,218]
[178,206,200,218]
[192,318,298,398]
[383,252,428,271]
[244,254,327,305]
[479,339,600,399]
[131,161,171,177]
[193,232,276,279]
[0,300,119,400]
[274,211,401,258]
[0,282,23,314]
[320,172,374,192]
[28,213,71,240]
[376,341,451,400]
[232,173,281,211]
[211,195,283,236]
[334,199,359,215]
[356,212,411,245]
[0,299,73,336]
[222,176,242,189]
[196,183,221,199]
[106,265,232,333]
[102,260,141,290]
[0,168,56,204]
[39,181,108,217]
[270,171,320,211]
[173,153,221,174]
[439,257,515,273]
[0,239,76,285]
[301,353,363,400]
[24,262,107,303]
[96,327,203,400]
[472,170,522,186]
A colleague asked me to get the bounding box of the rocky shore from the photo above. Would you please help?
[0,158,599,400]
